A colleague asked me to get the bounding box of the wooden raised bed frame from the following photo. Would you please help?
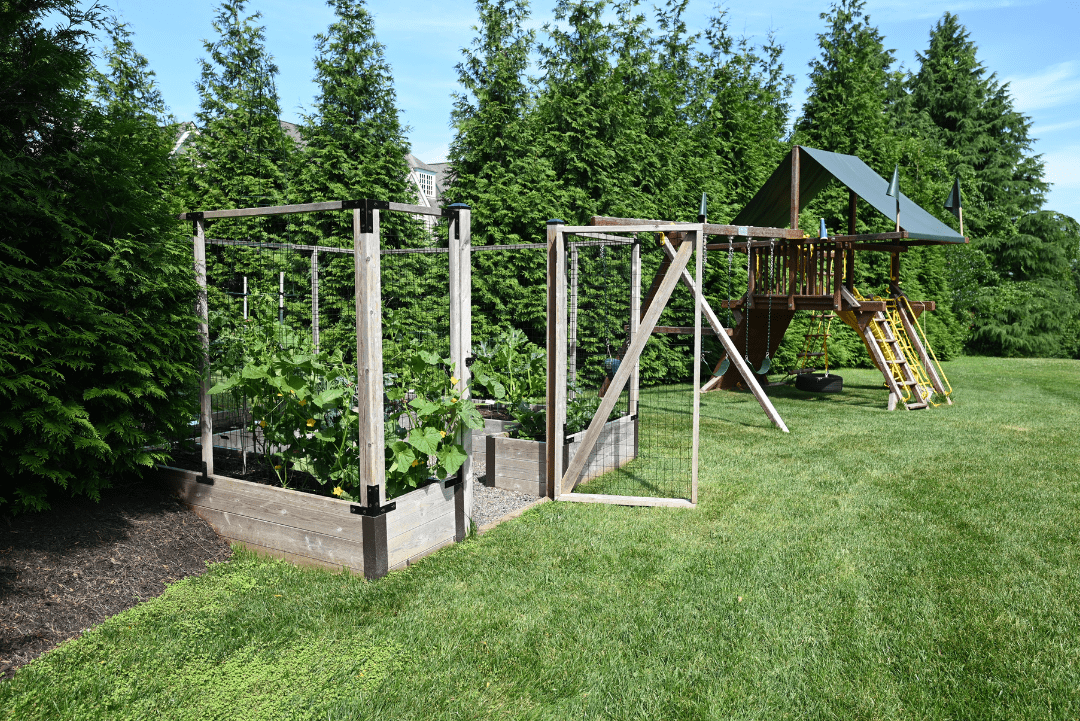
[486,414,639,496]
[160,466,466,577]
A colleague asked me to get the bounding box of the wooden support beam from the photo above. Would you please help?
[630,241,641,416]
[449,206,474,515]
[790,146,800,230]
[178,199,443,221]
[194,219,213,476]
[560,241,693,496]
[354,209,386,507]
[859,319,904,411]
[591,215,799,239]
[828,231,910,243]
[848,189,857,235]
[545,221,567,501]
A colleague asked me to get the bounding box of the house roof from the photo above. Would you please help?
[731,145,965,243]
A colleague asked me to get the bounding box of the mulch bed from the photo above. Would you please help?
[0,478,233,679]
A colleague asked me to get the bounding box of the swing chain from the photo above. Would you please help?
[745,238,751,363]
[725,238,735,328]
[764,239,775,363]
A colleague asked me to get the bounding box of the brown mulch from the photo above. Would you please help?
[0,478,233,679]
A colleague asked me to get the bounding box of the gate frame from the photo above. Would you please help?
[545,220,706,509]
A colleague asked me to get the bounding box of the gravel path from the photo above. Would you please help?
[468,457,543,529]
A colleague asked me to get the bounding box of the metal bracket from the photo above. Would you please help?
[186,212,205,221]
[444,469,464,489]
[464,355,475,368]
[349,484,396,516]
[197,461,214,485]
[342,199,390,233]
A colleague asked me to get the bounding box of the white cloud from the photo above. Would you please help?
[1032,118,1080,135]
[1005,61,1080,113]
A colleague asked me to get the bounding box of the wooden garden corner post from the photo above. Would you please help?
[546,220,567,501]
[354,205,386,508]
[448,204,473,534]
[629,239,641,417]
[194,218,213,477]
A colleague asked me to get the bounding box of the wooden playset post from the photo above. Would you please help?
[545,220,568,501]
[194,218,213,477]
[353,206,386,509]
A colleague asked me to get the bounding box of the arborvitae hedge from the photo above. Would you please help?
[1,6,200,513]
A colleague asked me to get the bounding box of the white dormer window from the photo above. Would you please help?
[416,170,435,198]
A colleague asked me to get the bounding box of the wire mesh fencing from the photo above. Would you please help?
[169,211,455,495]
[568,236,696,501]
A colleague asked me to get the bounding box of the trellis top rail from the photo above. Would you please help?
[179,199,445,221]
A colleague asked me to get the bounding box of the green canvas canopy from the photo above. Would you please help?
[732,146,966,243]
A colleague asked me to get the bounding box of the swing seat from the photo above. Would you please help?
[795,373,843,393]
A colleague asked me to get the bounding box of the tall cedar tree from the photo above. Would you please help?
[296,0,415,244]
[0,6,200,512]
[180,0,293,239]
[295,0,433,357]
[447,0,559,344]
[909,13,1047,238]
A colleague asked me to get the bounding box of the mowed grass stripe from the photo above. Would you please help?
[2,357,1078,720]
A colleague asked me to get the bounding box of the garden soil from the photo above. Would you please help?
[0,478,232,679]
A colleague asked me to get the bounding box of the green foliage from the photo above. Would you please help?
[293,0,419,246]
[470,329,546,407]
[209,320,359,490]
[0,5,200,513]
[907,12,1047,238]
[178,0,294,236]
[383,347,483,497]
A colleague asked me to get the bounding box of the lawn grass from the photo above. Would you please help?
[3,356,1079,720]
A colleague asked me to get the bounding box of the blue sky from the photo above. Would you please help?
[99,0,1078,220]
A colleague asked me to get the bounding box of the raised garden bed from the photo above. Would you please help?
[485,414,638,496]
[159,465,466,579]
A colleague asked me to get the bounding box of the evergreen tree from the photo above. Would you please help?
[179,0,293,233]
[1,7,200,512]
[447,0,558,344]
[795,0,894,166]
[296,0,414,229]
[692,10,792,222]
[908,13,1047,237]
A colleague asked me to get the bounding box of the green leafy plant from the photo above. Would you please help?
[510,382,607,442]
[209,321,358,491]
[383,346,483,498]
[469,328,546,408]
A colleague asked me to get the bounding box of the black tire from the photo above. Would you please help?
[795,373,843,393]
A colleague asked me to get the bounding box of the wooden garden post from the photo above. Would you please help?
[311,250,320,351]
[629,239,641,416]
[691,227,702,505]
[194,218,213,477]
[568,246,579,395]
[354,206,386,509]
[546,220,567,501]
[448,204,473,531]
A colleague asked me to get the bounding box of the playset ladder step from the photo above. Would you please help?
[906,401,928,410]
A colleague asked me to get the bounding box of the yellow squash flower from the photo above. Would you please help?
[410,459,419,468]
[332,486,344,497]
[450,376,459,386]
[274,464,282,470]
[306,418,316,428]
[439,430,446,438]
[299,399,307,406]
[258,419,267,428]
